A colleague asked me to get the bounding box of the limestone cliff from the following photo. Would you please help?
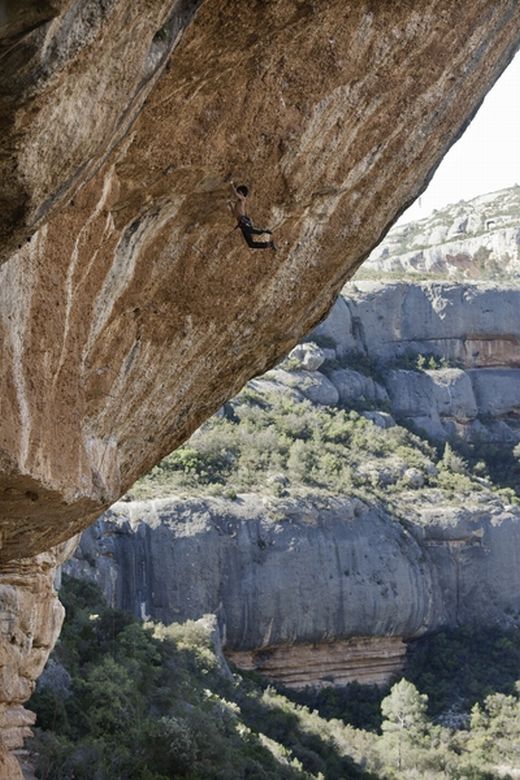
[310,280,520,443]
[1,2,520,770]
[0,540,76,776]
[364,185,520,278]
[66,490,520,688]
[0,3,519,563]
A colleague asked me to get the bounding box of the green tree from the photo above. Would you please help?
[380,679,429,773]
[416,353,427,370]
[80,656,143,737]
[466,689,520,772]
[440,442,468,475]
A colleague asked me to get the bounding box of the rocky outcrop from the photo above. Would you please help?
[313,281,520,368]
[308,281,520,443]
[365,186,520,278]
[1,3,519,564]
[65,491,520,687]
[0,539,76,775]
[227,637,407,690]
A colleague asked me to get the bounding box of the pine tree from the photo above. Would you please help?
[379,679,429,772]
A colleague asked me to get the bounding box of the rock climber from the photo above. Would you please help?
[231,182,277,250]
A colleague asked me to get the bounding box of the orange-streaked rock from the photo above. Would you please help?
[0,540,77,773]
[227,636,407,689]
[0,1,519,562]
[0,0,203,260]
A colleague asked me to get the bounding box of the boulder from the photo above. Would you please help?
[286,342,326,372]
[468,368,520,417]
[327,367,389,407]
[428,368,478,420]
[361,411,396,429]
[266,369,340,406]
[384,369,446,439]
[402,468,425,489]
[246,376,305,404]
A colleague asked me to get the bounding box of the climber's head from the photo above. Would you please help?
[236,185,249,197]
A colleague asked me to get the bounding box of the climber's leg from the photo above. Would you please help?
[239,222,275,249]
[240,228,272,249]
[249,225,272,235]
[237,216,276,250]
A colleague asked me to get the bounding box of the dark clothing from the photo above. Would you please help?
[237,215,272,249]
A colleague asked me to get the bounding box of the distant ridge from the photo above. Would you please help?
[363,185,520,280]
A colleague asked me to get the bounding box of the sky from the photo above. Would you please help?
[398,52,520,224]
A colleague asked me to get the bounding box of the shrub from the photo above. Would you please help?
[131,392,445,505]
[31,579,520,780]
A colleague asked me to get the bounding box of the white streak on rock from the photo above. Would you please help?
[0,231,47,471]
[53,171,115,389]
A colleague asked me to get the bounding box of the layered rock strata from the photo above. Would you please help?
[365,185,520,278]
[227,637,407,690]
[0,540,76,777]
[307,281,520,443]
[65,491,520,686]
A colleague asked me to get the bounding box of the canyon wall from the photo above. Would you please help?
[64,279,520,688]
[66,490,520,688]
[308,281,520,443]
[1,1,520,769]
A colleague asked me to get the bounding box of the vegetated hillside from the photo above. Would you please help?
[130,279,520,498]
[28,575,520,780]
[363,185,520,279]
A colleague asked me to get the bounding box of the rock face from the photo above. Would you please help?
[65,491,520,687]
[365,186,520,278]
[314,281,520,368]
[0,3,519,564]
[1,4,520,770]
[0,540,76,775]
[67,496,439,644]
[227,637,407,690]
[64,278,520,690]
[309,281,520,443]
[0,0,203,260]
